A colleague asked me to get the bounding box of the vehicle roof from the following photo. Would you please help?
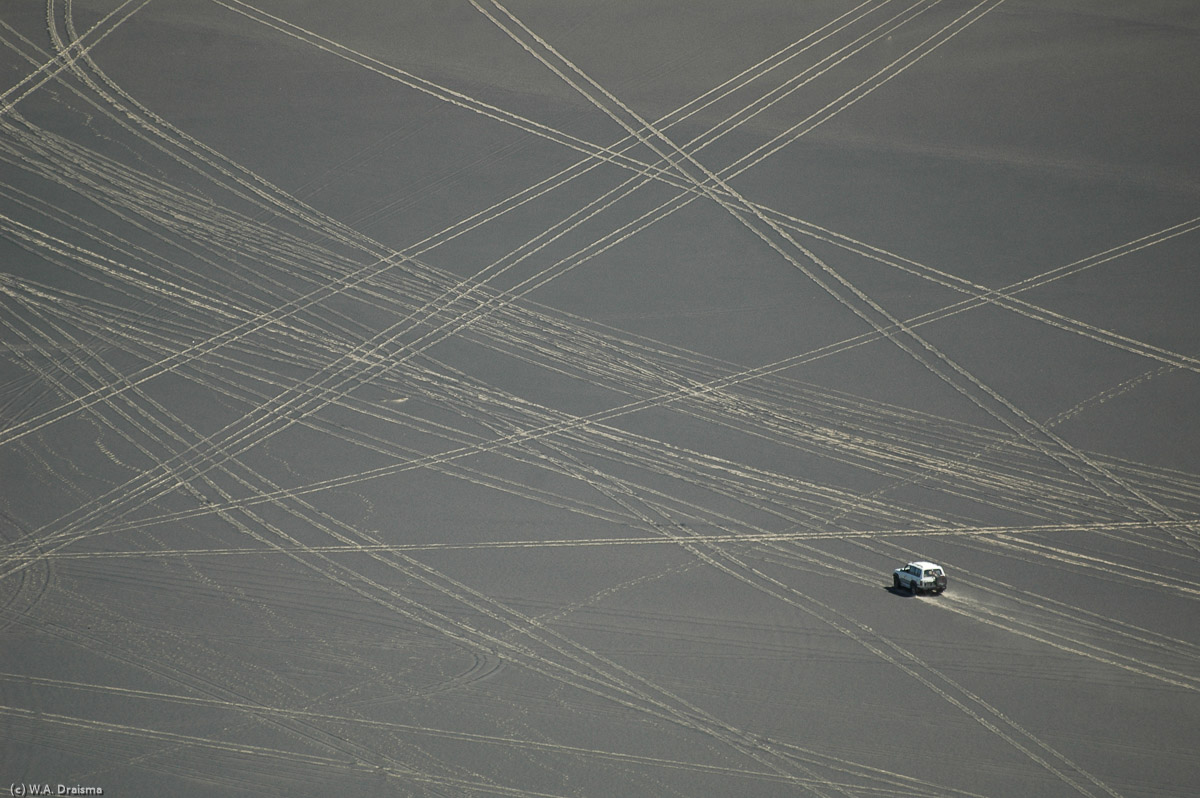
[909,561,942,570]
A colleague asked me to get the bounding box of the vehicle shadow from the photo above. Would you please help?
[884,585,945,598]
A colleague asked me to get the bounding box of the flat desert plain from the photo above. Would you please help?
[2,1,1199,796]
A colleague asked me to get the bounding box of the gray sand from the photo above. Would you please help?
[2,2,1198,795]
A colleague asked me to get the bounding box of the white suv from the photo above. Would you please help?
[893,561,947,595]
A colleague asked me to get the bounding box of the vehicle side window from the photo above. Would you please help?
[909,566,920,576]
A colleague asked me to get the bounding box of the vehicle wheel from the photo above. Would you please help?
[910,582,919,595]
[893,574,901,589]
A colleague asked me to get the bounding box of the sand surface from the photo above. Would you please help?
[2,1,1199,795]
